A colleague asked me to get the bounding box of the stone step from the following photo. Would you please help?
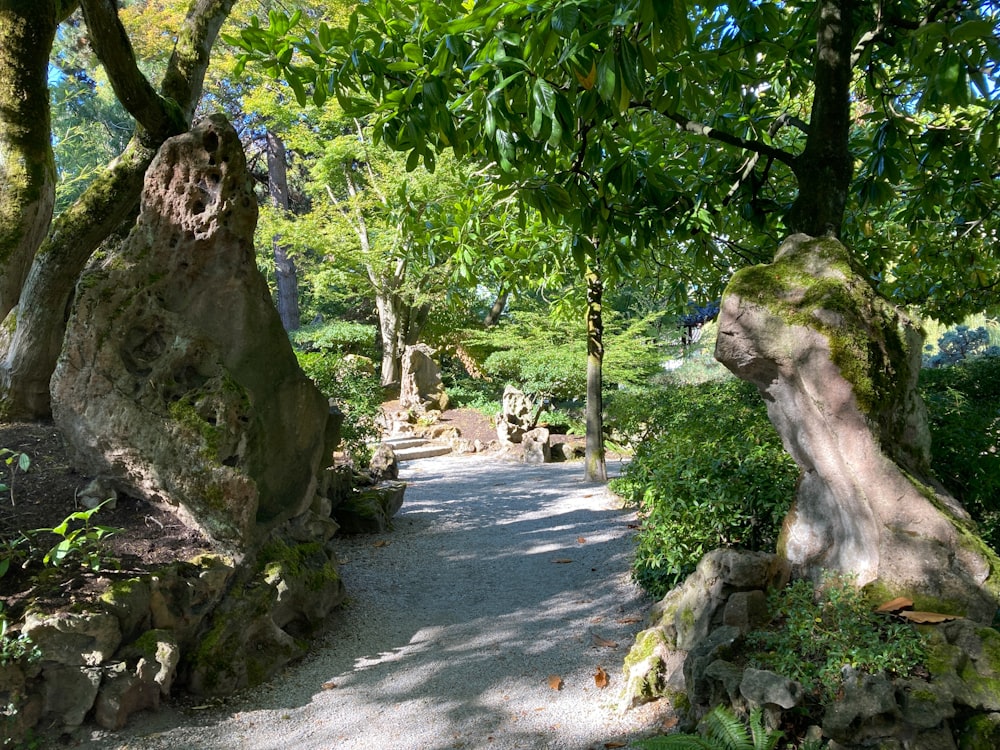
[392,444,453,461]
[381,437,429,450]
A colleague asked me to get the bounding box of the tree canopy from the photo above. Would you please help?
[230,0,999,321]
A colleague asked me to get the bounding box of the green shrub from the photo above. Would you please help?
[291,320,376,354]
[610,378,797,597]
[746,575,927,705]
[297,351,383,467]
[920,353,1000,549]
[469,310,662,401]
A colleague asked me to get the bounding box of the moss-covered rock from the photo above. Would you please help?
[716,234,999,622]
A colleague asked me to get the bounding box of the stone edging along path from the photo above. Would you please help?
[77,455,676,749]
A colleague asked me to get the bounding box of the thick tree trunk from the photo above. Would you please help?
[584,267,607,482]
[375,288,403,387]
[0,1,60,319]
[0,0,235,419]
[266,130,301,332]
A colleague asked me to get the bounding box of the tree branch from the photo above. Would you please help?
[80,0,186,144]
[660,110,799,169]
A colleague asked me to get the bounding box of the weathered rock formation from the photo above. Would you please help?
[51,114,337,550]
[399,343,448,412]
[715,234,999,620]
[496,385,534,444]
[522,426,552,464]
[620,550,1000,749]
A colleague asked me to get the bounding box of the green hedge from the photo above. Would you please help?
[610,378,797,597]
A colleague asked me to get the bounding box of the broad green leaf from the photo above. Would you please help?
[950,19,997,44]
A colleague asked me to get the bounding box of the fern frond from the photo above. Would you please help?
[631,735,713,750]
[701,705,753,750]
[747,707,782,750]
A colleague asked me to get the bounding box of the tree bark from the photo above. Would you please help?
[483,287,508,327]
[0,1,60,319]
[0,0,236,419]
[584,267,607,482]
[266,130,301,332]
[784,0,855,237]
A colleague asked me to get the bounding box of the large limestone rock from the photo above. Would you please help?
[399,343,448,412]
[51,115,336,549]
[496,385,534,444]
[715,234,999,620]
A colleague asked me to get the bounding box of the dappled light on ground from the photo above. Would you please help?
[80,456,674,749]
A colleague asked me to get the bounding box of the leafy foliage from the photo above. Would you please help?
[920,353,1000,548]
[291,320,377,355]
[297,350,383,467]
[471,309,662,401]
[33,500,120,571]
[632,706,782,750]
[923,325,1000,367]
[746,576,928,705]
[0,449,30,507]
[609,378,796,596]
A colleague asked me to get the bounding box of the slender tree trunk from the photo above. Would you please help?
[483,287,508,327]
[0,0,235,419]
[785,0,854,237]
[0,1,60,319]
[266,130,300,332]
[584,266,607,482]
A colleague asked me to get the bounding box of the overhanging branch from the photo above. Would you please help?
[661,110,799,169]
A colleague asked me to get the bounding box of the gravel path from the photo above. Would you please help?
[78,455,673,750]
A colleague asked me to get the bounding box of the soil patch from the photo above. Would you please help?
[0,422,214,620]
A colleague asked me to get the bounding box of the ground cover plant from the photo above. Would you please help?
[746,576,928,706]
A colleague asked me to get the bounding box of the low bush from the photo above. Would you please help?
[610,378,797,597]
[291,320,376,355]
[297,351,383,467]
[746,575,927,706]
[920,353,1000,549]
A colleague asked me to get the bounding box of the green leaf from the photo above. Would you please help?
[950,19,997,44]
[405,148,421,172]
[551,5,580,37]
[287,72,308,107]
[596,54,616,101]
[403,42,423,64]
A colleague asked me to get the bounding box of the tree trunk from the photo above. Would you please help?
[784,0,854,237]
[374,288,403,387]
[483,287,508,327]
[266,130,300,332]
[584,267,607,482]
[0,1,60,319]
[0,0,236,419]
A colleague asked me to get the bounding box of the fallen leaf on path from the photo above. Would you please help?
[551,558,573,564]
[875,596,914,613]
[547,674,564,690]
[577,536,587,544]
[594,666,609,688]
[604,742,628,748]
[373,540,390,548]
[897,610,958,623]
[615,616,642,624]
[583,493,593,498]
[591,633,618,648]
[321,681,337,690]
